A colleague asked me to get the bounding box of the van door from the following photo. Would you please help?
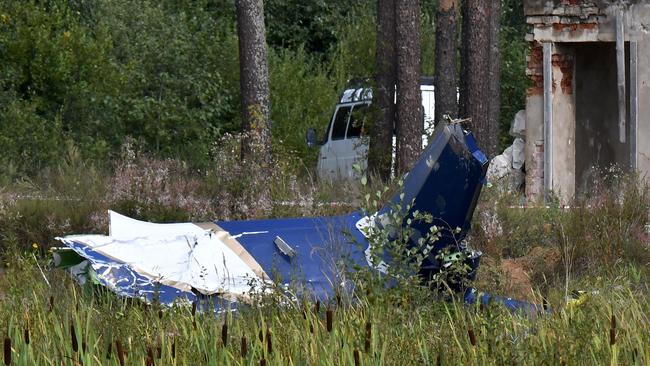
[317,105,352,180]
[317,103,371,180]
[339,103,370,178]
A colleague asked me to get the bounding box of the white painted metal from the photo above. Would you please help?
[317,86,436,181]
[60,211,263,296]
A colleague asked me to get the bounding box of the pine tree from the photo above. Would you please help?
[460,0,493,156]
[395,0,423,174]
[369,0,397,180]
[434,0,458,124]
[236,0,272,214]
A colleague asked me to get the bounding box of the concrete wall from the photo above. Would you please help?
[636,32,650,179]
[525,94,544,201]
[550,44,576,200]
[525,43,545,202]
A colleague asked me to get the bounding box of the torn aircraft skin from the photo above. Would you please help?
[55,123,539,312]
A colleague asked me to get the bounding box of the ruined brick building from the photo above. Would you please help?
[523,0,650,202]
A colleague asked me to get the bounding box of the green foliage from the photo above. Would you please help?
[0,0,239,174]
[358,178,442,282]
[327,8,377,85]
[0,0,517,179]
[499,0,529,149]
[268,48,339,167]
[265,0,371,56]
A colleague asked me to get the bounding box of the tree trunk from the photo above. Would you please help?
[459,0,493,156]
[487,0,502,156]
[395,0,422,174]
[369,0,397,181]
[236,0,272,215]
[434,0,458,124]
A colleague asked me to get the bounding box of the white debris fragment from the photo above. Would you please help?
[510,110,526,138]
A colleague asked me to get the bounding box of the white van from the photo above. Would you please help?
[307,78,435,180]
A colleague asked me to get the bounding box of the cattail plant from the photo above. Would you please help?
[116,340,125,366]
[353,349,360,366]
[70,323,78,353]
[468,327,476,346]
[146,347,155,366]
[48,295,54,313]
[326,309,334,332]
[364,322,371,352]
[221,322,228,347]
[314,300,320,314]
[171,339,176,359]
[609,314,617,346]
[266,330,272,355]
[22,327,29,345]
[241,336,248,358]
[3,336,10,366]
[260,358,266,366]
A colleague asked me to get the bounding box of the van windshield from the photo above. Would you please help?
[331,106,351,140]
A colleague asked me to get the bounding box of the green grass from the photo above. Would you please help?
[0,259,647,365]
[0,157,648,365]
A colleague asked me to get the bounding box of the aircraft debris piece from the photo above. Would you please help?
[55,122,539,312]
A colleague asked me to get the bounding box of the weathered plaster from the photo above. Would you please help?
[636,28,650,180]
[550,45,576,202]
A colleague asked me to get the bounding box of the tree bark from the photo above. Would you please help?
[395,0,422,174]
[487,0,502,156]
[369,0,397,181]
[459,0,492,156]
[236,0,272,214]
[434,0,458,124]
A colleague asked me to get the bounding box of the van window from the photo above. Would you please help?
[331,106,351,140]
[347,104,370,138]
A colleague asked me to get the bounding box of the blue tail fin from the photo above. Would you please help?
[382,122,489,277]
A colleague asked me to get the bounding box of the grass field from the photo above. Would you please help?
[0,262,647,365]
[0,155,648,365]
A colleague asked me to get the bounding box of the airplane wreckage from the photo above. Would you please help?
[54,123,540,312]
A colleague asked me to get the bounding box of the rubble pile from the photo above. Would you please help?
[487,110,526,191]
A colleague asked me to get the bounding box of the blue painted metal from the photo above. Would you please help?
[216,214,367,302]
[463,288,548,314]
[217,123,488,301]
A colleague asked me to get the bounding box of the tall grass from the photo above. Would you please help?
[0,155,648,364]
[0,261,647,365]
